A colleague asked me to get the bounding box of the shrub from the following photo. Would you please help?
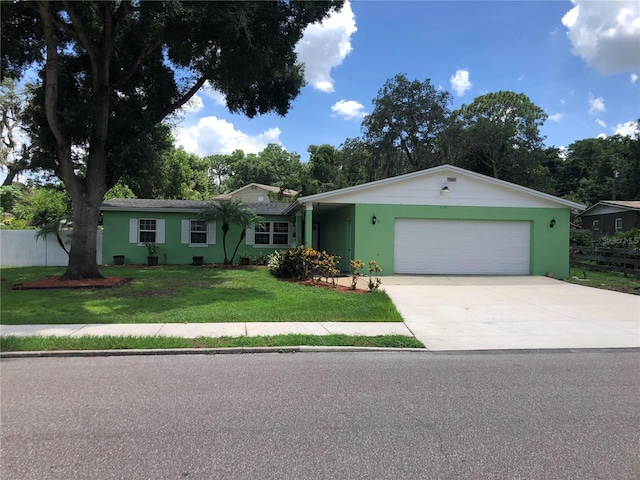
[250,252,271,266]
[570,228,592,246]
[596,229,640,250]
[349,259,382,292]
[267,250,287,277]
[267,246,340,282]
[349,259,365,290]
[367,260,382,292]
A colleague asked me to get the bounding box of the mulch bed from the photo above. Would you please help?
[285,278,367,294]
[13,276,132,290]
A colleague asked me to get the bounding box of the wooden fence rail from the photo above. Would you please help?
[570,245,640,277]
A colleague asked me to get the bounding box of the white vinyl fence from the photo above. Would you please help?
[0,229,102,267]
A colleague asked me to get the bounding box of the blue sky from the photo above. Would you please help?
[176,0,639,162]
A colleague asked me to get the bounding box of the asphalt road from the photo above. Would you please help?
[1,351,639,480]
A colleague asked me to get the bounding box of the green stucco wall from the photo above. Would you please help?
[102,211,292,265]
[346,204,571,277]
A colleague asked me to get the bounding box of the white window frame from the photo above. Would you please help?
[246,221,291,248]
[592,220,600,231]
[181,219,216,247]
[129,218,165,245]
[614,217,623,232]
[190,219,207,245]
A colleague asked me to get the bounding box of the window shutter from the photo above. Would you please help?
[181,220,190,244]
[129,219,138,243]
[157,219,165,243]
[207,221,216,244]
[246,226,255,245]
[288,222,294,247]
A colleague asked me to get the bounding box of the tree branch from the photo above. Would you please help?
[112,39,163,89]
[37,1,67,148]
[62,0,100,82]
[156,76,207,123]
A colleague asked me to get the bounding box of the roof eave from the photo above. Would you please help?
[297,165,586,210]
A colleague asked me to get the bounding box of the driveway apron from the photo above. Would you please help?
[382,276,640,351]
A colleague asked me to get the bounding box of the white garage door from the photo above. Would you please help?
[394,219,530,275]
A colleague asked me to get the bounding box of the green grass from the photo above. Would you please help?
[0,334,425,352]
[1,266,403,324]
[567,267,640,295]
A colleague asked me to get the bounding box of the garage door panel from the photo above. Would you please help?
[394,219,530,275]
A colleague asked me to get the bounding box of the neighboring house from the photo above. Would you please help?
[227,183,298,203]
[101,165,585,277]
[577,201,640,239]
[101,199,296,265]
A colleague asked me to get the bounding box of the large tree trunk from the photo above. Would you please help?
[62,188,104,280]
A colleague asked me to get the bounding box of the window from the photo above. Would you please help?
[253,221,289,246]
[615,218,623,232]
[273,222,289,245]
[181,219,215,246]
[190,220,207,244]
[592,220,600,231]
[254,223,271,245]
[139,219,156,243]
[129,218,164,245]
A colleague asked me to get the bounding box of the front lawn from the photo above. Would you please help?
[1,266,403,324]
[567,267,640,296]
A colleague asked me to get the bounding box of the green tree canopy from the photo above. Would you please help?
[1,0,340,279]
[361,74,452,177]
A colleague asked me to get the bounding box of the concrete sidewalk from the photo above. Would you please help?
[0,322,412,339]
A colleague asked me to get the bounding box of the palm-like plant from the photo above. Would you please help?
[36,215,72,256]
[199,200,261,265]
[229,209,263,264]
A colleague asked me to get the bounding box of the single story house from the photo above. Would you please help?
[101,199,296,266]
[101,164,585,277]
[577,200,640,239]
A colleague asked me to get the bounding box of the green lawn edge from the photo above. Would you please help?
[0,334,425,352]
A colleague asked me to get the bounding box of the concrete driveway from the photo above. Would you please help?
[382,276,640,351]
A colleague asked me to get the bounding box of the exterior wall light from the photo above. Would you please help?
[550,218,556,228]
[440,186,450,195]
[372,215,377,225]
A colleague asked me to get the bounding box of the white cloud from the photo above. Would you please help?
[175,117,282,156]
[560,98,566,105]
[201,82,227,106]
[562,0,640,74]
[450,69,472,96]
[178,93,204,115]
[331,99,367,120]
[614,120,638,138]
[588,92,605,115]
[631,73,639,84]
[596,133,607,139]
[595,118,607,128]
[558,146,568,159]
[295,0,357,93]
[548,113,565,122]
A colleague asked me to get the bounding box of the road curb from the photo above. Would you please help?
[1,346,638,359]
